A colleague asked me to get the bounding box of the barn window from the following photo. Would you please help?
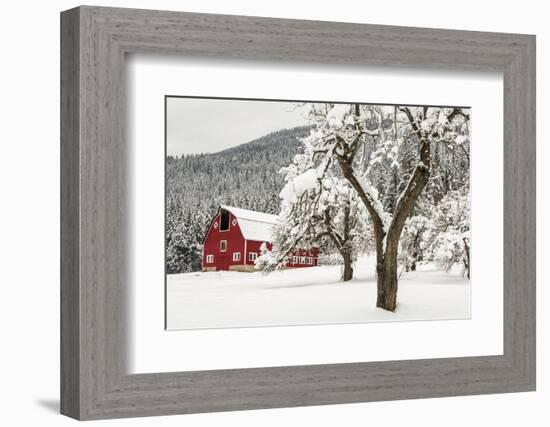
[206,254,214,263]
[292,256,298,264]
[220,210,230,231]
[233,252,241,261]
[249,252,258,261]
[306,257,312,265]
[220,240,227,252]
[299,257,306,264]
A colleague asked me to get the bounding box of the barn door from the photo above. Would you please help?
[218,254,230,271]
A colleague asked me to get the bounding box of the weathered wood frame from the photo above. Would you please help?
[60,5,536,420]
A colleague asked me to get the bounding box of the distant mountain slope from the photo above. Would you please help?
[166,125,311,273]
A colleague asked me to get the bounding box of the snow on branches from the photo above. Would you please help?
[261,102,470,308]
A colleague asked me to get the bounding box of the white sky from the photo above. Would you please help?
[166,97,310,156]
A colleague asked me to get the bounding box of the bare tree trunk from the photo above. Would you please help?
[342,252,353,282]
[322,205,356,282]
[376,237,400,310]
[410,231,421,271]
[463,237,470,279]
[376,262,398,311]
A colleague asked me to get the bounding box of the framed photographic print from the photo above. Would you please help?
[61,5,536,420]
[164,96,472,332]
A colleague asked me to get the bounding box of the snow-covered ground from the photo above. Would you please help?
[166,256,470,330]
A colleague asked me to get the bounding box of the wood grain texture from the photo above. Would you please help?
[60,5,536,420]
[60,7,80,419]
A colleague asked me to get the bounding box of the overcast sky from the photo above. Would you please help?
[166,97,310,156]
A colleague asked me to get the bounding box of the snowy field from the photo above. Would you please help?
[166,256,470,330]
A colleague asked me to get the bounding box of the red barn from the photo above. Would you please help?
[202,205,319,272]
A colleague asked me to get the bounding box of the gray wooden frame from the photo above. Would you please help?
[60,5,536,421]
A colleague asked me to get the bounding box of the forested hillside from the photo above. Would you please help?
[166,126,311,273]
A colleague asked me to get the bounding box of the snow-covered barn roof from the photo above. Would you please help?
[220,205,278,242]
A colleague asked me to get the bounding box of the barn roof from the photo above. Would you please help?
[220,205,278,242]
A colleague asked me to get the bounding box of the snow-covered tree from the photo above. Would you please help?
[273,171,369,281]
[397,214,431,273]
[254,241,275,271]
[250,110,370,281]
[423,188,471,277]
[285,103,470,311]
[166,196,205,273]
[398,187,470,279]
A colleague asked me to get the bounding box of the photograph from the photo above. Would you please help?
[165,96,471,330]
